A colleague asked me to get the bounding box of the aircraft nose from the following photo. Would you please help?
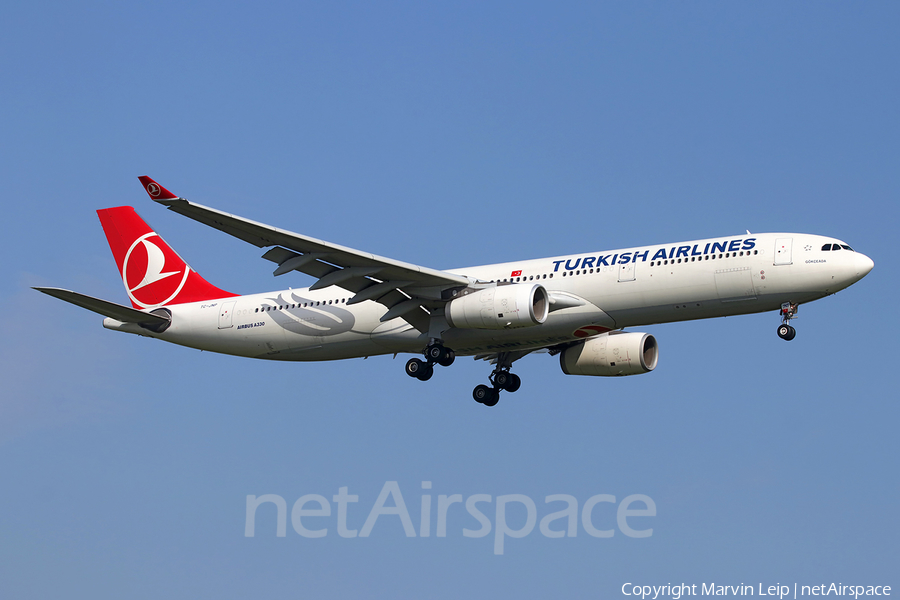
[854,252,874,280]
[831,251,874,291]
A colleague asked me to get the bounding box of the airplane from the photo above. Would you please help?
[35,176,874,406]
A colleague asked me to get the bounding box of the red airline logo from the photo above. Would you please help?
[123,233,190,308]
[511,270,522,277]
[137,176,178,200]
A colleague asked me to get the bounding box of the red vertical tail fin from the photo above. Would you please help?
[97,206,237,309]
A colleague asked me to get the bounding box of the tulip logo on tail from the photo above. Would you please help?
[123,233,190,308]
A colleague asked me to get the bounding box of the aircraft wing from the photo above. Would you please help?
[139,177,470,331]
[34,287,171,330]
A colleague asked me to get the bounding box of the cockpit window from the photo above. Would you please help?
[821,243,855,252]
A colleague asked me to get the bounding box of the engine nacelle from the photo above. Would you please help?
[446,284,549,330]
[560,332,658,377]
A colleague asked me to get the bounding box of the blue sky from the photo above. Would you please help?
[1,2,898,598]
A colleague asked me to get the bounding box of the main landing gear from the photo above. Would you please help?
[777,302,798,341]
[405,344,520,408]
[405,342,455,382]
[472,354,521,408]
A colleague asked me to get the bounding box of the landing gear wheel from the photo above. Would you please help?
[777,324,795,340]
[406,358,427,378]
[425,344,447,363]
[437,349,455,367]
[492,371,521,392]
[472,383,491,404]
[494,371,511,389]
[416,363,434,381]
[473,386,499,406]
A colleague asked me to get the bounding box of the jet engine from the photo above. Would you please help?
[560,331,658,376]
[446,284,549,330]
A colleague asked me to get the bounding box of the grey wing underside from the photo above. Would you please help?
[152,197,470,332]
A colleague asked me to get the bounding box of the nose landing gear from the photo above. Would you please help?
[777,302,798,341]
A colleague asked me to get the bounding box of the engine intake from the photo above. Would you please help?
[560,332,658,377]
[446,284,549,330]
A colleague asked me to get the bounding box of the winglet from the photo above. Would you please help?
[138,176,178,201]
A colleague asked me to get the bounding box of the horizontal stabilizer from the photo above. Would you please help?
[33,287,171,330]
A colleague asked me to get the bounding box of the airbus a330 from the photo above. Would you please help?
[36,177,874,406]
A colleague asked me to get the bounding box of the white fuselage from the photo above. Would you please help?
[104,232,873,360]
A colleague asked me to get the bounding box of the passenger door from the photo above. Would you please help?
[218,301,236,329]
[774,238,793,265]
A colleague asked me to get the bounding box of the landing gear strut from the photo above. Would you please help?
[777,302,798,341]
[406,342,455,381]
